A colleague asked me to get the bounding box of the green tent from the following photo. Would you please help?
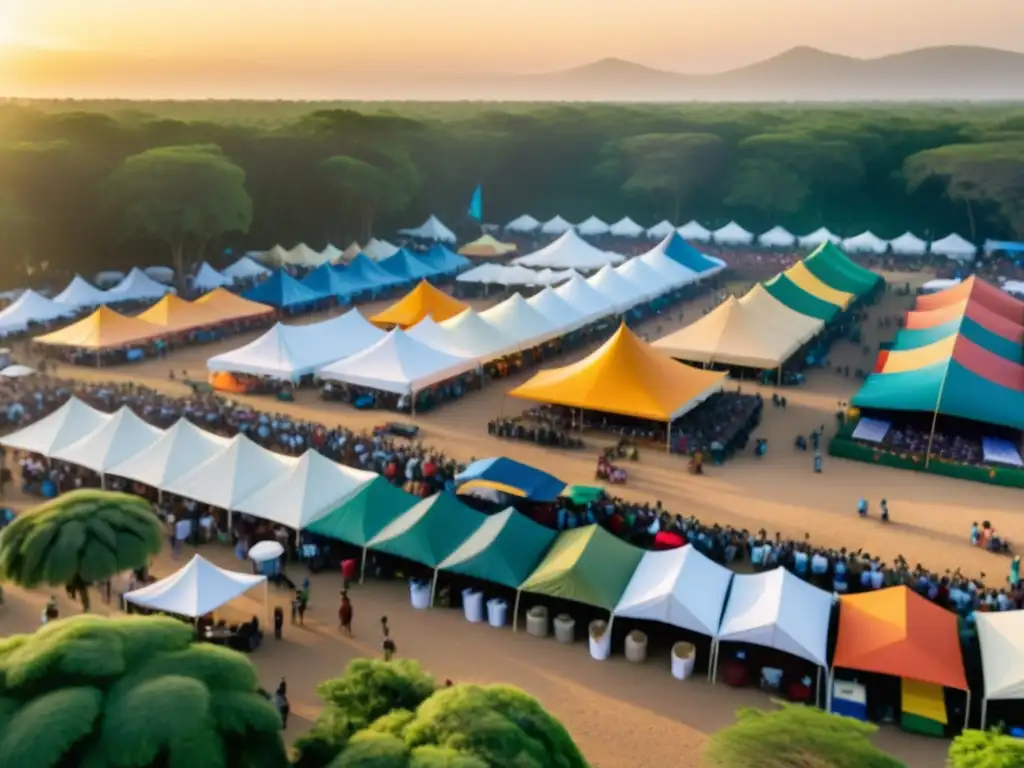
[305,477,418,546]
[366,492,486,569]
[438,508,557,589]
[762,274,840,321]
[518,524,644,611]
[804,242,882,296]
[560,485,605,505]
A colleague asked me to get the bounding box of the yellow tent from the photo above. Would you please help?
[36,306,165,350]
[194,288,275,323]
[458,234,517,258]
[783,262,854,309]
[137,294,224,332]
[738,284,825,346]
[508,323,726,422]
[370,281,470,329]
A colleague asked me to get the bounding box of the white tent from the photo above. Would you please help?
[222,256,271,281]
[513,230,624,271]
[533,268,575,285]
[921,278,961,294]
[554,273,617,322]
[456,264,505,284]
[841,231,888,254]
[615,258,667,300]
[0,397,112,456]
[540,216,575,236]
[363,238,400,261]
[711,222,754,246]
[797,227,840,248]
[976,612,1024,727]
[94,270,125,288]
[506,214,541,233]
[576,216,611,237]
[759,226,796,248]
[107,268,174,301]
[677,220,712,242]
[257,245,290,266]
[930,233,977,262]
[646,220,676,239]
[400,215,457,243]
[164,433,297,510]
[608,217,645,238]
[124,554,267,618]
[491,265,544,287]
[193,263,231,292]
[614,545,733,637]
[406,316,476,358]
[0,289,76,336]
[51,406,163,474]
[440,309,520,361]
[888,232,928,256]
[321,244,342,263]
[586,265,647,311]
[53,275,112,308]
[340,242,362,262]
[0,364,36,378]
[526,287,588,332]
[318,329,477,397]
[714,568,832,675]
[638,248,700,288]
[234,449,376,529]
[108,419,232,488]
[144,266,175,284]
[283,243,329,268]
[478,293,561,347]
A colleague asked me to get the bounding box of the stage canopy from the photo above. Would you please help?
[888,232,928,256]
[438,508,557,589]
[0,290,76,336]
[711,221,754,246]
[52,406,163,474]
[53,275,112,308]
[455,457,566,501]
[833,586,967,690]
[124,555,266,618]
[508,323,726,422]
[109,418,232,488]
[305,477,418,547]
[0,397,112,456]
[35,306,166,350]
[193,288,274,323]
[519,524,644,611]
[478,294,560,347]
[677,220,712,242]
[222,256,271,281]
[609,217,645,238]
[370,281,469,329]
[513,230,624,271]
[759,226,796,248]
[399,215,457,243]
[107,268,174,302]
[366,492,486,569]
[577,215,611,237]
[420,244,471,274]
[841,231,889,254]
[976,612,1024,704]
[505,214,541,233]
[380,249,441,281]
[439,309,520,361]
[459,234,517,258]
[243,270,325,309]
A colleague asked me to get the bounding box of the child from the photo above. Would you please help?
[339,591,353,636]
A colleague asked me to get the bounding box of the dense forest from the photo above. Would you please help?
[0,100,1022,288]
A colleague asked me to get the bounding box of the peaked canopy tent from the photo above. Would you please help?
[51,406,163,475]
[143,266,174,284]
[379,249,442,281]
[320,244,342,263]
[778,261,855,310]
[738,285,825,347]
[711,222,754,246]
[761,274,841,322]
[192,288,275,324]
[930,233,977,262]
[0,397,112,456]
[363,238,400,261]
[458,234,517,258]
[540,215,575,235]
[345,253,405,289]
[53,275,113,308]
[369,281,469,329]
[95,270,125,287]
[842,231,889,254]
[35,306,167,351]
[478,294,561,347]
[439,309,521,361]
[646,220,676,239]
[106,268,175,302]
[256,245,291,266]
[300,263,367,300]
[0,290,76,336]
[615,258,668,300]
[193,262,231,291]
[399,215,457,243]
[638,248,700,289]
[759,226,796,248]
[576,216,611,237]
[420,244,471,274]
[512,230,624,271]
[124,554,267,619]
[108,418,232,488]
[677,221,712,242]
[305,476,418,550]
[243,270,325,310]
[915,276,1024,325]
[646,233,722,275]
[802,242,883,298]
[797,227,841,248]
[405,316,477,358]
[137,294,224,333]
[339,242,362,262]
[888,232,928,256]
[608,217,645,238]
[455,457,566,501]
[526,287,588,332]
[505,214,541,233]
[553,274,618,322]
[222,256,271,281]
[283,243,331,268]
[976,612,1024,727]
[584,264,648,310]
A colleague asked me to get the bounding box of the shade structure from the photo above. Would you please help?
[647,233,721,274]
[477,293,560,347]
[399,215,457,243]
[489,265,547,287]
[94,270,125,288]
[283,243,330,268]
[366,492,486,569]
[638,248,700,288]
[976,612,1024,702]
[797,227,840,248]
[346,253,404,289]
[576,215,611,237]
[370,281,469,329]
[914,276,1024,325]
[759,226,796,248]
[540,215,574,235]
[339,242,362,262]
[646,220,676,239]
[842,231,889,254]
[35,306,166,350]
[509,323,726,422]
[609,216,645,238]
[234,449,376,529]
[53,275,112,308]
[317,329,477,396]
[136,294,224,332]
[144,266,174,284]
[506,214,541,233]
[519,524,644,611]
[222,256,271,281]
[192,288,275,323]
[711,221,754,245]
[108,418,232,488]
[420,244,471,274]
[51,406,163,473]
[761,274,840,322]
[738,284,825,347]
[0,289,75,335]
[124,555,266,618]
[553,273,617,321]
[243,270,325,309]
[305,476,418,546]
[889,231,928,256]
[677,220,712,242]
[0,397,112,456]
[405,316,476,358]
[363,238,400,261]
[300,263,366,299]
[526,287,588,332]
[256,245,289,266]
[780,261,855,309]
[379,249,441,281]
[455,457,566,501]
[586,265,649,311]
[106,268,174,302]
[513,230,624,271]
[163,433,297,509]
[802,242,882,297]
[193,262,231,291]
[716,568,831,667]
[615,259,665,300]
[320,244,342,263]
[833,587,967,690]
[439,309,520,361]
[614,545,733,637]
[0,364,36,378]
[437,508,557,589]
[931,233,977,261]
[458,234,517,258]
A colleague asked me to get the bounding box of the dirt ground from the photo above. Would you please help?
[2,271,1004,767]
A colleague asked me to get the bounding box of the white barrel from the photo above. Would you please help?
[525,605,549,637]
[589,620,611,660]
[671,642,696,680]
[486,598,508,627]
[554,614,575,644]
[625,630,648,663]
[463,589,484,622]
[409,579,430,610]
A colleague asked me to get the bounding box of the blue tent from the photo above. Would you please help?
[243,269,325,309]
[420,244,471,276]
[379,249,440,281]
[346,253,404,288]
[662,233,720,273]
[301,264,365,299]
[455,457,566,502]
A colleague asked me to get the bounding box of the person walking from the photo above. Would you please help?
[338,591,353,636]
[274,679,290,729]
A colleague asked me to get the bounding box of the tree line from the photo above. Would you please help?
[0,101,1022,288]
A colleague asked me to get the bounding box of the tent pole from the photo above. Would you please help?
[264,579,270,626]
[359,548,367,584]
[964,690,971,731]
[924,405,941,469]
[826,669,835,712]
[980,698,987,730]
[429,568,438,607]
[710,641,718,684]
[512,590,521,632]
[815,667,822,708]
[707,641,716,681]
[100,473,106,490]
[666,420,671,453]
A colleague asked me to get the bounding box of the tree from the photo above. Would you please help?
[0,614,287,768]
[725,159,810,220]
[320,150,420,241]
[293,659,589,768]
[104,144,253,291]
[947,728,1024,768]
[702,704,905,768]
[0,489,163,611]
[0,195,31,279]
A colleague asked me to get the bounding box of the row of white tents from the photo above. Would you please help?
[255,238,402,268]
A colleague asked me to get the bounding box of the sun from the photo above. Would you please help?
[0,5,32,47]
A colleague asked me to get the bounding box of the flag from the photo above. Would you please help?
[467,184,482,222]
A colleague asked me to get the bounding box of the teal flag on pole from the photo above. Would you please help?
[468,184,482,222]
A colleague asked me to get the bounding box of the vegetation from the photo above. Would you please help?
[293,658,589,768]
[947,728,1024,768]
[0,490,163,611]
[0,614,288,768]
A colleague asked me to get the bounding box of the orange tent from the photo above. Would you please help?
[370,281,469,329]
[137,294,223,332]
[194,288,275,323]
[833,586,967,689]
[209,371,251,394]
[35,306,165,350]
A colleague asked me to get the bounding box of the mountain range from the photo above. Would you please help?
[2,45,1023,101]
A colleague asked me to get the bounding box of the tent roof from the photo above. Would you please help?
[438,508,557,589]
[364,238,400,261]
[193,263,231,291]
[340,242,362,262]
[540,215,574,235]
[762,274,840,322]
[222,256,271,280]
[282,243,330,268]
[455,457,566,501]
[646,220,676,239]
[439,309,520,360]
[711,221,754,245]
[677,220,712,241]
[526,287,588,332]
[649,233,721,273]
[193,287,275,323]
[615,258,664,300]
[506,214,541,232]
[107,268,174,301]
[35,306,166,350]
[420,244,471,274]
[781,262,855,309]
[370,281,469,329]
[841,231,889,254]
[508,323,726,422]
[833,587,967,690]
[738,284,825,347]
[366,492,486,568]
[478,293,559,347]
[513,230,624,271]
[976,612,1024,702]
[0,289,75,335]
[797,227,840,248]
[458,234,517,258]
[888,231,928,255]
[588,263,650,305]
[108,419,232,488]
[576,215,611,236]
[0,397,112,456]
[931,233,977,259]
[305,476,418,546]
[915,276,1024,325]
[553,274,617,321]
[406,316,477,358]
[614,545,733,637]
[320,244,342,263]
[234,449,376,529]
[300,263,367,298]
[519,524,644,610]
[137,294,223,332]
[243,270,325,309]
[717,568,832,667]
[379,249,441,281]
[759,226,796,247]
[399,215,457,243]
[803,242,882,296]
[53,275,112,308]
[52,406,163,473]
[124,555,266,618]
[144,266,173,283]
[609,217,645,238]
[346,253,404,288]
[638,248,700,288]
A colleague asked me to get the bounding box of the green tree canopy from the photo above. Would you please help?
[0,614,287,768]
[702,703,905,768]
[320,149,419,240]
[725,159,809,219]
[947,728,1024,768]
[0,490,163,611]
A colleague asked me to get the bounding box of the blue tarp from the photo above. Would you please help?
[242,269,325,309]
[455,457,566,502]
[379,249,440,280]
[662,233,720,273]
[346,254,404,288]
[300,264,365,299]
[984,240,1024,255]
[420,245,471,275]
